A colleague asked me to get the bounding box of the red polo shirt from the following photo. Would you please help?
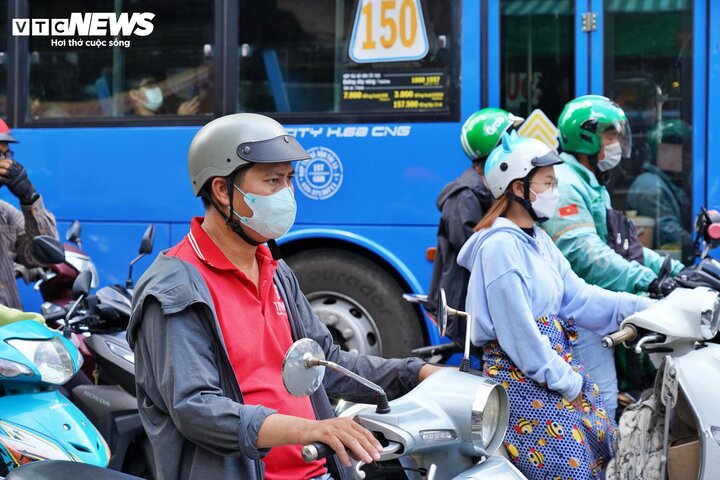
[166,217,326,480]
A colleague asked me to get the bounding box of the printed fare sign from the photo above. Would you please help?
[349,0,429,63]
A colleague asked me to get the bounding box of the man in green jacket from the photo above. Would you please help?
[542,95,683,419]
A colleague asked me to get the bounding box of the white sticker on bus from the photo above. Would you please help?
[349,0,429,63]
[296,147,344,201]
[286,126,411,138]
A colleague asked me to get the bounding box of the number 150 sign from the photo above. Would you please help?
[349,0,429,63]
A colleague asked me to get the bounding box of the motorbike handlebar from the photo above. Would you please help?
[601,325,638,349]
[43,309,67,323]
[301,442,334,463]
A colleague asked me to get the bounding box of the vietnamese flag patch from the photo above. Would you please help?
[559,204,579,217]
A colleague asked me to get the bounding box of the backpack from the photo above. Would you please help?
[606,208,646,264]
[606,384,665,480]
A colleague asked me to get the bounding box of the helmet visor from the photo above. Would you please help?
[531,149,563,167]
[236,135,311,164]
[613,119,632,158]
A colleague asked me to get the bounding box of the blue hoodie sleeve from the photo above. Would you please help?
[475,244,584,401]
[549,238,655,334]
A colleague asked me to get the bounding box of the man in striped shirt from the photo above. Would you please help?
[0,118,57,310]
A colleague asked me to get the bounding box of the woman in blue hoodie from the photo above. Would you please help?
[457,132,653,479]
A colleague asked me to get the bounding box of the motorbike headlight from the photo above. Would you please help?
[471,380,509,455]
[65,251,99,289]
[7,338,76,384]
[700,291,720,340]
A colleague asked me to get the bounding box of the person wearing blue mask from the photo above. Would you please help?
[126,113,440,480]
[458,131,653,479]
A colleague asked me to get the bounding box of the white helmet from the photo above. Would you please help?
[484,131,563,199]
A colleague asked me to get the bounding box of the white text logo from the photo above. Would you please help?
[12,12,155,37]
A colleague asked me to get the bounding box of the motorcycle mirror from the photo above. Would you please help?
[127,224,155,289]
[72,270,93,300]
[282,338,326,397]
[283,338,392,413]
[436,288,448,337]
[66,220,82,246]
[438,287,473,373]
[138,224,155,255]
[32,235,66,264]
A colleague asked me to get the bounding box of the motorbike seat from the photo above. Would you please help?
[5,460,141,480]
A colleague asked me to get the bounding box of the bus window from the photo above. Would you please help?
[604,0,694,264]
[26,1,213,119]
[499,0,575,122]
[237,0,459,119]
[0,0,7,118]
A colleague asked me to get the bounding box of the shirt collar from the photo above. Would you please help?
[560,152,602,190]
[188,217,276,271]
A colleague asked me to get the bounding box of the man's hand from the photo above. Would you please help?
[418,363,442,382]
[257,414,382,467]
[0,159,38,205]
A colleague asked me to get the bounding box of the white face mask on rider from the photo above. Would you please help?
[530,187,561,220]
[233,185,297,239]
[597,142,623,172]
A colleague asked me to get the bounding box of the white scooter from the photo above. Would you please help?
[602,208,720,479]
[281,289,526,480]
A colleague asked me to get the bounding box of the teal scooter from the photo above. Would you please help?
[0,270,109,475]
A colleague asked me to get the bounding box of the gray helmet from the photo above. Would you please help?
[188,113,310,196]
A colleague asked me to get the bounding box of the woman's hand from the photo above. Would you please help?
[568,393,584,412]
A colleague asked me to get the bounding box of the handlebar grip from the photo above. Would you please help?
[43,310,67,323]
[301,443,334,463]
[601,325,638,348]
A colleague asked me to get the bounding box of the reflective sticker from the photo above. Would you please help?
[349,0,429,63]
[517,109,559,150]
[295,147,344,201]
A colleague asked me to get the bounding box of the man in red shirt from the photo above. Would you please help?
[127,113,439,480]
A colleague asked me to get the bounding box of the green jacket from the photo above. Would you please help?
[542,153,682,293]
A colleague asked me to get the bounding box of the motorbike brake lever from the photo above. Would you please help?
[634,334,664,354]
[354,442,403,480]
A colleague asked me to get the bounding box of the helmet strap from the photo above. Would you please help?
[206,175,262,247]
[507,175,545,223]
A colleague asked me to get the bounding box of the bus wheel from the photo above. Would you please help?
[286,249,425,358]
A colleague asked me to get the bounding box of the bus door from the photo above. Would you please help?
[490,0,702,265]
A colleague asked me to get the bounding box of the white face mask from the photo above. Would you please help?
[142,86,164,112]
[233,185,297,239]
[597,142,622,172]
[530,187,560,220]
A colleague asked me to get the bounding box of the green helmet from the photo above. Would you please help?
[188,113,310,196]
[460,108,524,161]
[558,95,632,158]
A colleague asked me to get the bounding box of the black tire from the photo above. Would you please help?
[286,249,425,358]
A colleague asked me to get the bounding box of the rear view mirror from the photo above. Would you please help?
[436,288,448,337]
[138,224,155,255]
[72,270,93,300]
[66,220,82,245]
[32,236,66,264]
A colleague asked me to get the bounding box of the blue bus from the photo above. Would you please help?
[3,0,719,358]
